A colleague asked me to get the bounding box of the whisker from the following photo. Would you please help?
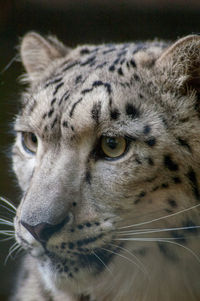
[0,54,18,74]
[0,237,14,242]
[12,246,23,260]
[107,242,148,276]
[100,246,147,274]
[91,250,113,275]
[114,237,189,242]
[0,197,16,212]
[119,204,200,229]
[118,225,200,236]
[0,230,15,236]
[5,242,19,264]
[0,204,16,215]
[0,218,14,227]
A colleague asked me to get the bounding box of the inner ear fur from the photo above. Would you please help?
[156,35,200,93]
[20,32,70,82]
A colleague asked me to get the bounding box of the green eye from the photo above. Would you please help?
[22,132,38,154]
[100,136,127,159]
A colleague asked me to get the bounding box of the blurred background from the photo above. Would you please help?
[0,0,200,299]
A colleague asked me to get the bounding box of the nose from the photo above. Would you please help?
[21,215,70,244]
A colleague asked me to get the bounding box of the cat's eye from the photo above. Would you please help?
[100,136,127,159]
[21,132,38,154]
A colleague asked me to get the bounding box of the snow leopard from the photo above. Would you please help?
[7,32,200,300]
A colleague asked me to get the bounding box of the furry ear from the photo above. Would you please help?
[156,35,200,93]
[20,32,70,82]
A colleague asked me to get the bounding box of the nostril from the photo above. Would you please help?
[21,215,70,244]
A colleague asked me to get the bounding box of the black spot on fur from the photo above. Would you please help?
[157,242,178,261]
[134,73,140,81]
[59,91,70,106]
[77,224,84,230]
[63,62,79,72]
[45,77,63,88]
[82,88,93,94]
[51,117,58,129]
[48,109,54,118]
[183,220,198,234]
[80,48,90,55]
[139,191,146,198]
[109,65,115,72]
[61,243,66,249]
[42,113,47,119]
[143,125,151,135]
[75,75,82,84]
[51,98,56,106]
[70,98,83,117]
[110,109,120,120]
[186,168,200,200]
[62,121,68,128]
[130,59,136,68]
[81,55,96,66]
[85,171,92,184]
[118,67,124,76]
[164,155,179,171]
[171,231,187,244]
[148,157,154,165]
[161,183,169,188]
[173,176,181,184]
[178,138,192,152]
[168,199,177,208]
[103,48,116,55]
[85,222,91,227]
[93,81,112,94]
[72,202,77,207]
[53,82,64,96]
[125,103,140,118]
[145,137,156,147]
[91,102,101,123]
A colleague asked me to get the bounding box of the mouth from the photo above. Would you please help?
[44,242,122,278]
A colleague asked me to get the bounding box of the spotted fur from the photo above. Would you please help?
[11,33,200,301]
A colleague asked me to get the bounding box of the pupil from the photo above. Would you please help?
[31,133,37,144]
[107,138,117,149]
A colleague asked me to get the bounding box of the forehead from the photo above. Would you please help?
[17,42,165,139]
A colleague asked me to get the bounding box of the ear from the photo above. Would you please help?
[156,35,200,93]
[20,32,70,82]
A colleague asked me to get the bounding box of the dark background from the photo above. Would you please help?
[1,0,200,299]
